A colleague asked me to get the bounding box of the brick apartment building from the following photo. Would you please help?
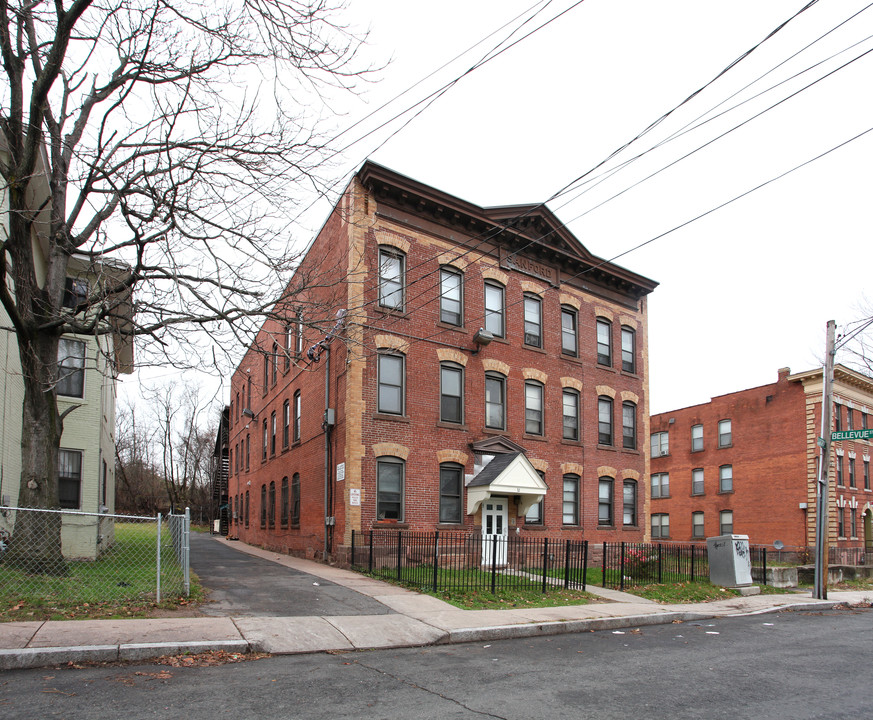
[649,365,873,554]
[224,161,657,561]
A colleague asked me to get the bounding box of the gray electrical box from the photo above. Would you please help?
[324,408,336,426]
[707,534,753,587]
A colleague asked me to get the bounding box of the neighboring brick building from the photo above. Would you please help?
[649,366,873,554]
[225,162,657,561]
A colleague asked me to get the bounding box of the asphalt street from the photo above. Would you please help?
[1,608,869,719]
[189,532,393,617]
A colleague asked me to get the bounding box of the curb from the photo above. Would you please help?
[0,639,251,672]
[441,611,712,645]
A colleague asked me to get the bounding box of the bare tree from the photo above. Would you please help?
[115,401,164,515]
[837,299,873,377]
[0,0,368,572]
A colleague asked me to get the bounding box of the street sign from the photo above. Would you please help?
[831,428,873,442]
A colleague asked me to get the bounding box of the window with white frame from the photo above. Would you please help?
[562,389,579,441]
[525,381,544,435]
[718,419,732,447]
[563,474,579,525]
[651,513,669,539]
[651,432,669,457]
[523,294,542,348]
[283,399,290,448]
[439,463,463,523]
[598,477,613,526]
[719,465,733,493]
[838,506,845,537]
[691,424,703,452]
[262,418,268,461]
[57,338,86,397]
[561,307,577,357]
[692,468,704,495]
[377,353,404,415]
[485,372,506,430]
[58,449,82,509]
[377,457,404,520]
[623,480,637,526]
[719,510,733,535]
[440,363,464,424]
[281,476,289,528]
[439,267,463,326]
[622,401,636,449]
[651,472,669,498]
[621,326,635,373]
[270,411,277,456]
[378,247,405,310]
[598,396,613,446]
[484,281,505,338]
[692,511,704,539]
[596,318,612,366]
[849,457,856,488]
[293,390,301,442]
[291,473,300,525]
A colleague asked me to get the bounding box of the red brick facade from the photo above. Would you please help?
[225,162,657,561]
[650,366,873,553]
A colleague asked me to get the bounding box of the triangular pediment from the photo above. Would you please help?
[465,452,547,516]
[470,436,527,455]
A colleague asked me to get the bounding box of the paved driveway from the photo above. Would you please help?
[189,532,394,617]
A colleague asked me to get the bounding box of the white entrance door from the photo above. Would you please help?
[482,498,508,566]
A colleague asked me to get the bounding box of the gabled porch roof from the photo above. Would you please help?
[466,451,547,516]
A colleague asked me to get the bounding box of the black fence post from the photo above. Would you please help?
[657,543,663,584]
[690,545,695,582]
[491,534,498,594]
[582,540,588,591]
[432,530,440,593]
[564,539,571,590]
[602,542,607,588]
[619,542,626,591]
[351,530,356,567]
[762,547,768,586]
[368,531,374,573]
[542,537,549,594]
[396,530,403,582]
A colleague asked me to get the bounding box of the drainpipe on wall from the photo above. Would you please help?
[323,346,333,560]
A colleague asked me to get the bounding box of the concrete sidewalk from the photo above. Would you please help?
[1,538,870,671]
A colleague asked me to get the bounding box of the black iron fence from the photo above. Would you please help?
[349,531,770,594]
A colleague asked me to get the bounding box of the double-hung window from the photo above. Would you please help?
[718,419,732,447]
[57,338,86,397]
[378,247,405,310]
[651,513,669,539]
[525,381,544,435]
[598,396,613,446]
[692,512,704,539]
[485,373,506,430]
[291,473,300,525]
[651,432,669,457]
[692,468,704,495]
[691,424,703,452]
[270,411,277,456]
[484,282,505,338]
[523,294,542,348]
[439,463,463,523]
[377,457,404,521]
[623,480,637,526]
[281,477,289,527]
[262,419,268,461]
[377,354,404,415]
[563,474,579,525]
[440,363,464,424]
[719,464,733,492]
[439,267,463,325]
[720,510,733,535]
[561,307,577,357]
[596,318,612,366]
[58,449,83,509]
[268,481,276,528]
[621,326,635,373]
[293,390,301,443]
[622,401,636,449]
[562,389,579,441]
[598,477,614,526]
[282,399,290,448]
[651,472,669,498]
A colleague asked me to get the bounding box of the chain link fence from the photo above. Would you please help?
[0,506,190,620]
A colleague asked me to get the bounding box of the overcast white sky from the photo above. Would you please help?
[123,0,873,416]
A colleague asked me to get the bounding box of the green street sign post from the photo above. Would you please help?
[831,428,873,442]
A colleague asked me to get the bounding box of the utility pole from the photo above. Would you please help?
[813,320,835,600]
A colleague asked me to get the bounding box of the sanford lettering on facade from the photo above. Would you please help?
[502,254,555,284]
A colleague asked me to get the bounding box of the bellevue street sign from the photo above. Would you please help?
[831,428,873,442]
